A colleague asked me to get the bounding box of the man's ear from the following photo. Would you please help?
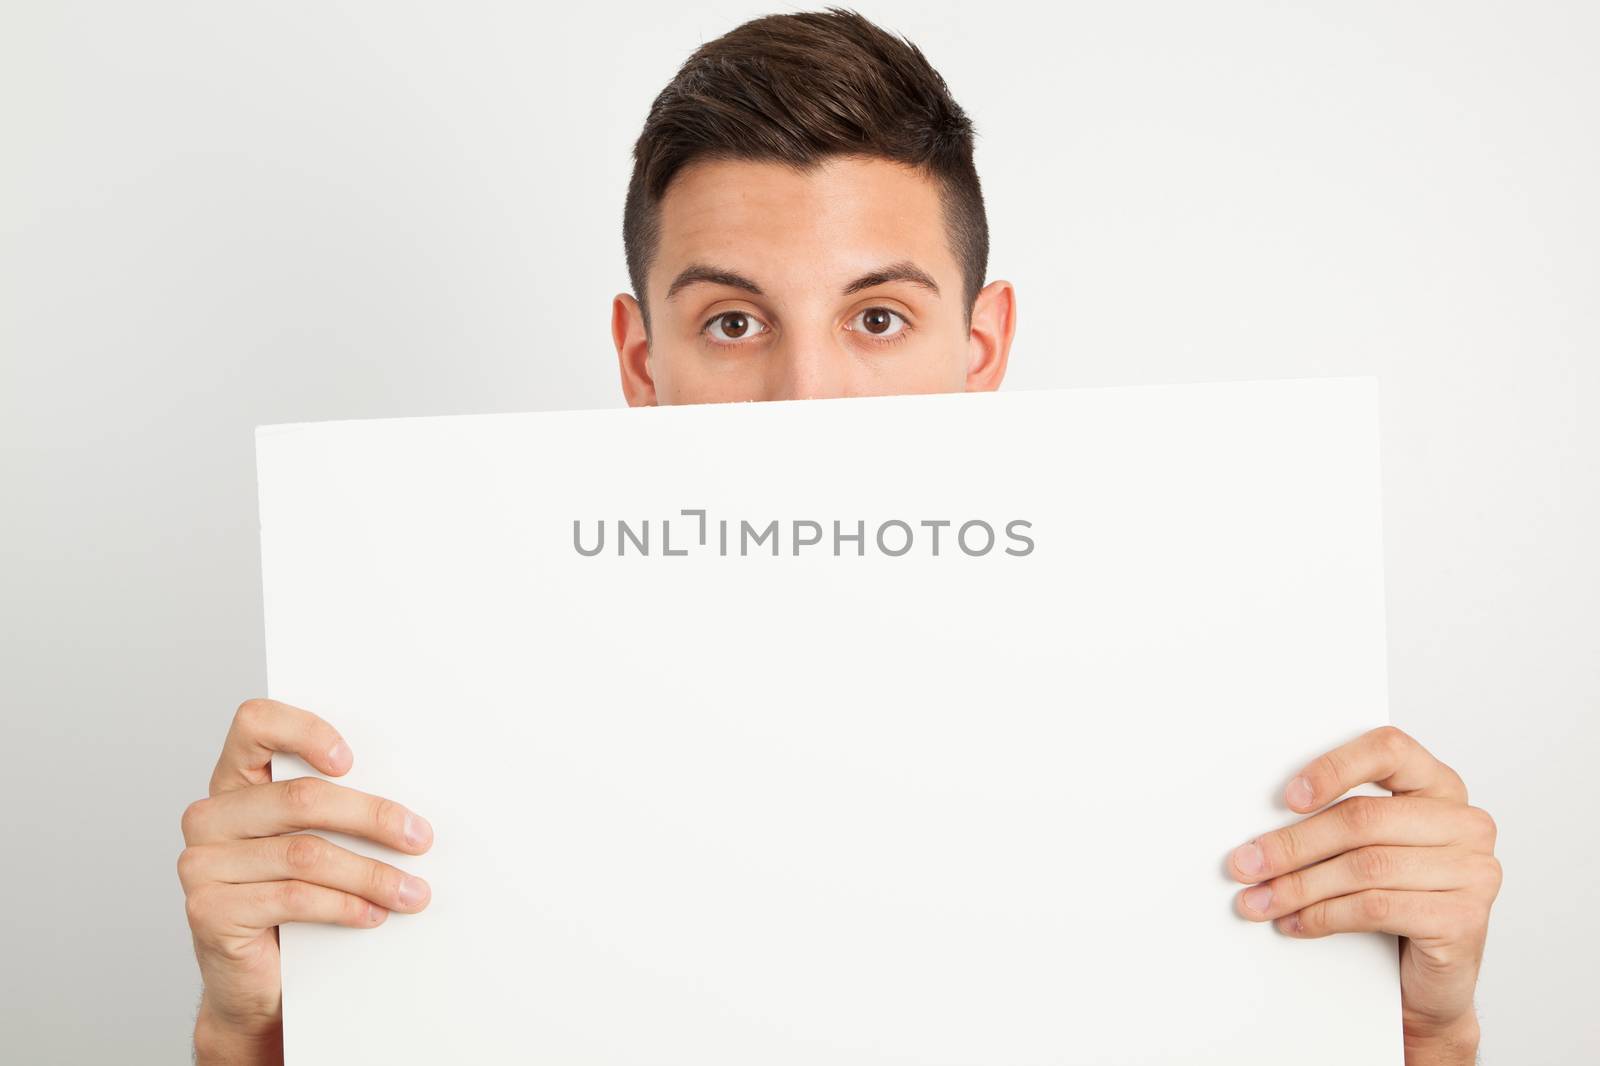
[612,293,658,407]
[964,279,1017,392]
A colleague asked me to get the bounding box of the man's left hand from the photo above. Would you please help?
[1229,725,1500,1065]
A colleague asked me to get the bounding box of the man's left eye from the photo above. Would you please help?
[850,307,907,338]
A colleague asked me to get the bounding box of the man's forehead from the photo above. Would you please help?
[652,155,957,295]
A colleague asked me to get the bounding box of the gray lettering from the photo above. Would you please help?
[662,519,687,556]
[876,519,913,557]
[834,519,865,556]
[1005,519,1035,556]
[741,519,779,556]
[792,520,823,555]
[573,520,605,557]
[618,519,649,556]
[958,519,995,556]
[682,509,707,546]
[919,519,950,556]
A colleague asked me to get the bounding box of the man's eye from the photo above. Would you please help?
[850,307,907,338]
[704,311,768,343]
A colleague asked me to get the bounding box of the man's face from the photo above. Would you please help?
[612,154,1016,405]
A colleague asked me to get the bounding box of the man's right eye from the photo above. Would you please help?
[703,310,771,345]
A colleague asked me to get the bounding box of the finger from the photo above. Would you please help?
[1274,888,1480,941]
[181,775,434,852]
[177,835,432,913]
[187,879,389,946]
[210,698,353,795]
[1285,725,1467,814]
[1229,795,1492,883]
[1235,845,1491,922]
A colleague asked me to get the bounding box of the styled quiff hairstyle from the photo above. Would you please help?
[622,6,988,336]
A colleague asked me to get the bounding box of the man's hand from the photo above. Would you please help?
[178,699,435,1064]
[1229,725,1500,1065]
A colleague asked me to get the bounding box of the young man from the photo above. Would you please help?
[179,9,1499,1064]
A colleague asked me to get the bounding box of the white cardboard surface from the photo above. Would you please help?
[258,379,1401,1064]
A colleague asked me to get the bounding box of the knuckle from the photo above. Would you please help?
[185,883,218,932]
[1372,724,1412,755]
[276,878,309,912]
[284,834,325,873]
[1436,760,1469,803]
[281,775,325,816]
[368,860,398,904]
[1475,854,1504,898]
[1311,752,1345,792]
[1359,890,1391,923]
[234,698,272,731]
[1466,806,1497,846]
[176,845,201,887]
[1473,895,1496,935]
[1261,826,1296,869]
[1353,846,1391,884]
[179,798,210,842]
[344,889,373,923]
[1338,795,1382,836]
[372,796,402,839]
[1274,869,1306,909]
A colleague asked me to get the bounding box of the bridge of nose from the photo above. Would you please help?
[762,331,860,400]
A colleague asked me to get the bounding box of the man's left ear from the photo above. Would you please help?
[964,279,1016,392]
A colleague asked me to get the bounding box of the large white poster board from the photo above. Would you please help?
[258,379,1400,1064]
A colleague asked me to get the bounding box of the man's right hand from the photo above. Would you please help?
[178,699,434,1064]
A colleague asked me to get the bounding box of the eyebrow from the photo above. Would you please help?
[664,259,941,302]
[842,260,941,298]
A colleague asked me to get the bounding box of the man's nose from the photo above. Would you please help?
[765,335,850,401]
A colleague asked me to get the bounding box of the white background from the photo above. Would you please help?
[0,1,1594,1062]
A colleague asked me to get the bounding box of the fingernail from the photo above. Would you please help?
[327,739,352,770]
[1279,913,1302,934]
[1232,841,1266,877]
[367,902,385,923]
[1242,884,1273,913]
[1286,775,1315,809]
[404,812,432,848]
[397,875,429,907]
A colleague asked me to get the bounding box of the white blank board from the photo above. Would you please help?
[259,378,1401,1064]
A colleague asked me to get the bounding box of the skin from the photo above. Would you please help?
[611,155,1015,404]
[181,154,1497,1065]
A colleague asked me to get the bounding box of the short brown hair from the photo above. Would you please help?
[622,6,988,336]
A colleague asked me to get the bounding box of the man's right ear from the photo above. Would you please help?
[612,293,658,407]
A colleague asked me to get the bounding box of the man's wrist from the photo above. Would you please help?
[1404,1012,1480,1066]
[193,1002,282,1066]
